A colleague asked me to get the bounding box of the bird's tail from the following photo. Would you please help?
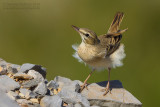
[107,12,128,37]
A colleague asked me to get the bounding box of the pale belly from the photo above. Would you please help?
[73,44,126,71]
[77,45,112,69]
[75,43,125,70]
[84,57,112,69]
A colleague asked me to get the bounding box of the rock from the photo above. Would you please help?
[16,99,41,107]
[44,79,48,84]
[13,73,33,80]
[19,93,25,98]
[64,80,81,92]
[22,70,44,88]
[47,80,59,90]
[34,81,47,96]
[0,90,20,107]
[27,103,41,107]
[66,103,74,107]
[0,59,143,107]
[63,102,68,106]
[52,88,61,95]
[54,76,72,85]
[54,76,81,92]
[58,88,90,107]
[40,95,63,107]
[27,70,43,79]
[61,81,81,93]
[91,106,100,107]
[0,59,8,75]
[0,65,7,75]
[19,63,35,73]
[81,80,142,107]
[45,88,54,96]
[0,59,20,75]
[30,98,39,103]
[26,91,37,99]
[0,58,7,66]
[7,64,20,74]
[19,88,31,98]
[16,99,32,106]
[19,63,47,78]
[74,103,82,107]
[0,75,20,92]
[73,80,83,86]
[7,91,20,100]
[0,62,20,75]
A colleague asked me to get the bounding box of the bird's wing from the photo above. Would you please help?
[107,12,128,37]
[98,12,127,56]
[98,35,121,56]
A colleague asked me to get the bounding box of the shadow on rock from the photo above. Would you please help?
[96,80,123,89]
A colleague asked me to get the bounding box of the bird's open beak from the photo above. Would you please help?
[72,25,80,33]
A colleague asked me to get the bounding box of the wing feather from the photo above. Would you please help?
[108,12,124,34]
[98,12,127,56]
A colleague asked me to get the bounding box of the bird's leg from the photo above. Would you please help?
[103,68,111,96]
[80,69,95,92]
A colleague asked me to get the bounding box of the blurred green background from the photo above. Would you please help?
[0,0,160,106]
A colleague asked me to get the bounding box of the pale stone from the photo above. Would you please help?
[81,80,142,107]
[0,75,20,92]
[22,70,44,88]
[58,88,90,107]
[13,73,33,80]
[16,99,32,105]
[0,66,7,75]
[7,64,20,74]
[30,98,39,103]
[7,91,20,100]
[54,76,81,92]
[47,80,59,89]
[0,90,20,107]
[19,88,31,99]
[34,81,47,96]
[19,63,46,78]
[40,95,63,107]
[74,103,82,107]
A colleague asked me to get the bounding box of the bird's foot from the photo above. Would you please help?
[103,88,110,96]
[80,83,89,92]
[101,88,111,96]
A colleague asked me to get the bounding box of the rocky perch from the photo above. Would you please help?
[0,58,142,107]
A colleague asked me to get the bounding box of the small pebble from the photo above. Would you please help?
[30,98,39,103]
[14,73,33,80]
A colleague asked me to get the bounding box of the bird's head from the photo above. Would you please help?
[72,25,100,45]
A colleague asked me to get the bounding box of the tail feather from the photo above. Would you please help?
[107,12,127,37]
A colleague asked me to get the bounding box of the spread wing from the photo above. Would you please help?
[107,12,124,34]
[98,12,127,56]
[107,12,128,37]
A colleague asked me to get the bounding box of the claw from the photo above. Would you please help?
[85,83,89,90]
[103,88,109,96]
[80,83,89,92]
[103,88,112,96]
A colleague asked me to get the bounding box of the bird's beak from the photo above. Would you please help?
[72,25,80,33]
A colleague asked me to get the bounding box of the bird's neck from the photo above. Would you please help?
[82,38,100,45]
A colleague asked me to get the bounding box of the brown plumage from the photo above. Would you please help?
[99,12,128,56]
[108,12,124,34]
[72,12,128,95]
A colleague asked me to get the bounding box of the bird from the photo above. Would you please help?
[71,12,128,96]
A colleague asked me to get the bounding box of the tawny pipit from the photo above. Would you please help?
[72,12,128,96]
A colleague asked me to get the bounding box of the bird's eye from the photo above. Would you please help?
[85,34,89,37]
